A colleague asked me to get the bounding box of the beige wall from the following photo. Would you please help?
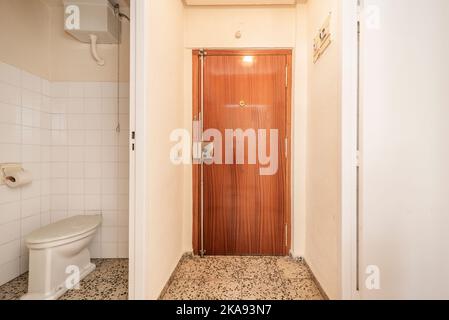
[0,0,51,79]
[49,5,130,82]
[184,5,296,48]
[145,0,185,300]
[304,0,342,300]
[0,0,129,82]
[181,5,299,253]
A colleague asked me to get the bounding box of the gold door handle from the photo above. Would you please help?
[239,100,247,108]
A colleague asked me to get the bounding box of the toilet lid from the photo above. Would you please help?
[26,215,102,244]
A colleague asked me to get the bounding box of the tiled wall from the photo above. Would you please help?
[0,62,129,286]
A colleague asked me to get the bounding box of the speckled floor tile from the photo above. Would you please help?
[197,279,242,300]
[161,280,203,300]
[0,259,128,301]
[0,273,28,300]
[284,279,324,300]
[276,257,312,280]
[241,277,288,300]
[161,256,324,301]
[174,256,243,280]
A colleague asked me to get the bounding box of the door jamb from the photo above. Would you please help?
[128,0,147,300]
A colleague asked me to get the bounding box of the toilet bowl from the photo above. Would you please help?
[21,214,102,300]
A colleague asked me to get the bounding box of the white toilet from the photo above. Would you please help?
[21,214,102,300]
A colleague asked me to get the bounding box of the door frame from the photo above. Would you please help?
[191,49,293,256]
[128,0,147,300]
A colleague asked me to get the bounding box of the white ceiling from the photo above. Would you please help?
[184,0,300,5]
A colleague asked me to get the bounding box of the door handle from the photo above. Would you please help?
[202,142,214,161]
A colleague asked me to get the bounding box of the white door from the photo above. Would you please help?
[360,0,449,299]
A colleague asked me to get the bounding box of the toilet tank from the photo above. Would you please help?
[63,0,120,44]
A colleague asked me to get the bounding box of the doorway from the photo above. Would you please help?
[192,49,292,256]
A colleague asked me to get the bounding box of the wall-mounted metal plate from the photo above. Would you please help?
[313,13,332,63]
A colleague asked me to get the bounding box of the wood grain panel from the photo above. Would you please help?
[199,52,290,256]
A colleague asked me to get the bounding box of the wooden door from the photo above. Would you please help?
[193,50,292,256]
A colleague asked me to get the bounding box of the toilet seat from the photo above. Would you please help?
[26,215,102,248]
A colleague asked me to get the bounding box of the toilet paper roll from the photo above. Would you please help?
[4,170,33,188]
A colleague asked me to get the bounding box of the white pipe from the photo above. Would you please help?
[89,34,105,66]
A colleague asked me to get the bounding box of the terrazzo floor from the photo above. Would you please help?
[161,256,324,300]
[0,259,128,300]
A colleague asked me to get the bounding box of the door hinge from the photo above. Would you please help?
[356,150,361,167]
[285,224,288,247]
[131,131,136,151]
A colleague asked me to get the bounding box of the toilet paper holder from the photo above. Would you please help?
[0,163,23,185]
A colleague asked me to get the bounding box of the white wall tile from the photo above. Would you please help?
[68,163,84,178]
[102,99,118,114]
[101,243,118,258]
[51,98,68,114]
[67,98,84,114]
[102,131,119,146]
[21,71,42,93]
[51,82,69,98]
[0,220,20,245]
[84,130,102,146]
[119,83,129,99]
[0,103,21,125]
[119,98,129,114]
[84,179,101,195]
[21,181,41,200]
[84,114,103,130]
[51,179,68,195]
[101,195,117,211]
[22,89,42,110]
[68,131,85,146]
[68,179,84,195]
[0,202,20,225]
[0,124,21,144]
[68,195,84,211]
[51,162,68,178]
[51,114,67,131]
[0,186,21,205]
[101,211,118,227]
[0,259,19,286]
[67,114,85,130]
[102,179,118,195]
[85,163,102,179]
[102,146,118,162]
[0,82,21,105]
[0,240,20,266]
[84,98,102,114]
[83,82,102,98]
[0,62,21,87]
[51,130,67,146]
[118,243,129,258]
[68,83,84,98]
[51,195,68,211]
[0,144,22,163]
[101,82,118,98]
[84,195,101,211]
[22,145,41,162]
[51,146,68,162]
[68,146,84,162]
[102,114,118,130]
[0,69,130,277]
[84,146,102,162]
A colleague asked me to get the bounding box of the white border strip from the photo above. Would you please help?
[129,0,147,300]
